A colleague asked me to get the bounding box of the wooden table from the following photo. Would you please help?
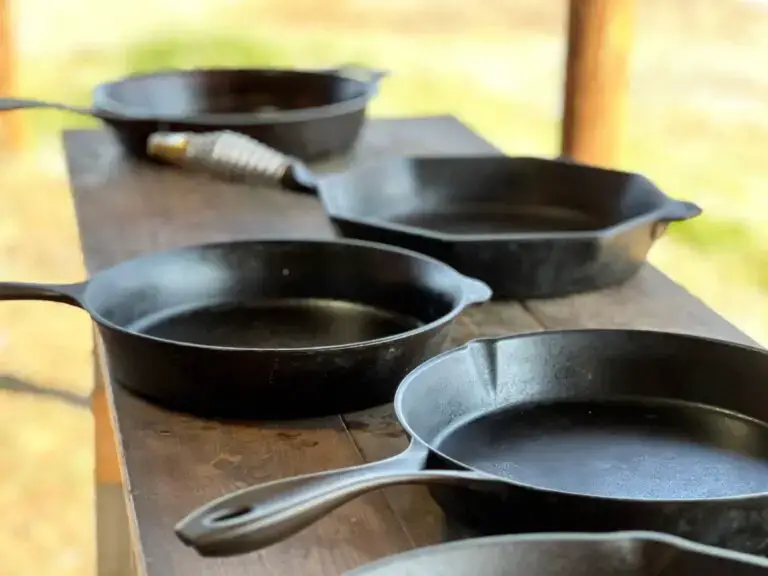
[62,116,757,576]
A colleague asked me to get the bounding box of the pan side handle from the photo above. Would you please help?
[658,200,702,222]
[0,281,87,307]
[460,276,493,306]
[651,200,702,240]
[175,441,492,558]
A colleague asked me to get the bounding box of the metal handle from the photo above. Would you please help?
[0,96,155,121]
[0,97,97,116]
[0,281,86,307]
[461,276,493,305]
[175,442,492,557]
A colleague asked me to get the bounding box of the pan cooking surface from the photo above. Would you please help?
[435,398,768,499]
[198,92,319,114]
[128,299,423,348]
[389,206,602,234]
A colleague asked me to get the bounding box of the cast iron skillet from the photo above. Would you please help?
[344,531,768,575]
[149,135,703,299]
[177,330,768,556]
[0,239,491,419]
[0,65,386,160]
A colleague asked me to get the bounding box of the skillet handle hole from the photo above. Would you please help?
[210,506,254,524]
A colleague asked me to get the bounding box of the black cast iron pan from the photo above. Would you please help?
[0,238,490,419]
[177,330,768,557]
[148,134,702,299]
[0,65,386,160]
[345,531,768,575]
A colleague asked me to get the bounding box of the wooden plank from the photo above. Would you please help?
[561,0,635,167]
[522,265,759,347]
[63,117,541,576]
[63,116,756,576]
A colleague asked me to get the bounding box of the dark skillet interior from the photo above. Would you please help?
[346,533,768,576]
[320,156,667,236]
[398,330,768,500]
[82,240,462,349]
[435,397,768,499]
[93,69,370,118]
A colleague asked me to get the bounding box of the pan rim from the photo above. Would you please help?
[394,328,768,504]
[328,205,666,243]
[85,236,484,353]
[343,530,768,575]
[91,67,378,126]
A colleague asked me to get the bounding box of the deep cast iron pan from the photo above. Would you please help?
[177,330,768,557]
[345,532,768,576]
[0,239,491,419]
[0,65,386,161]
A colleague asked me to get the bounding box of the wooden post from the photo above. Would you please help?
[0,0,22,153]
[561,0,635,168]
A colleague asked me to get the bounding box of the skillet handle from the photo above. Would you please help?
[175,443,491,557]
[0,97,97,116]
[0,281,86,307]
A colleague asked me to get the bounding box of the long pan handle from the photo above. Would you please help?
[0,97,127,121]
[0,97,94,115]
[0,281,86,307]
[175,445,494,558]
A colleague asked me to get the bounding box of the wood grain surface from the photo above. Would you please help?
[63,116,755,576]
